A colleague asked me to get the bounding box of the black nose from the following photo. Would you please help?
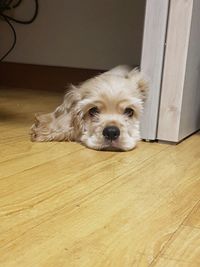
[103,126,120,141]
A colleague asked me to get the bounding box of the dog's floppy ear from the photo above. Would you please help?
[54,84,84,140]
[31,84,82,142]
[128,68,149,101]
[54,84,80,117]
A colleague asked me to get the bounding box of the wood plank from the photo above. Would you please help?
[1,88,200,267]
[158,226,200,265]
[183,201,200,228]
[140,0,169,140]
[152,257,199,267]
[0,134,200,266]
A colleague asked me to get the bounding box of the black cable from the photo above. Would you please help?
[0,14,16,61]
[4,0,13,10]
[3,0,23,10]
[12,0,22,9]
[2,0,38,24]
[0,0,38,61]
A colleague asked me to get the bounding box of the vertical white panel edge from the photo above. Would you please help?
[157,0,194,142]
[179,0,200,140]
[140,0,169,140]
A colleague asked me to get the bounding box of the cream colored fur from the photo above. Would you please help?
[31,65,148,151]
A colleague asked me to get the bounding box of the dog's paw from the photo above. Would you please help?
[30,113,71,142]
[30,114,53,142]
[30,125,49,142]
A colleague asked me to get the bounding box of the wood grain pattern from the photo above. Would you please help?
[152,258,200,267]
[183,201,200,228]
[0,88,200,267]
[156,226,200,265]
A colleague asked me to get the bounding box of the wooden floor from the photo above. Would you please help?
[0,88,200,267]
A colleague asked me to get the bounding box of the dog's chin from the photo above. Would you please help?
[101,146,124,152]
[81,133,138,151]
[100,140,124,152]
[84,139,135,152]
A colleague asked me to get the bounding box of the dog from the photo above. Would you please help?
[30,65,148,151]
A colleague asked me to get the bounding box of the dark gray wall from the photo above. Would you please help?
[1,0,146,69]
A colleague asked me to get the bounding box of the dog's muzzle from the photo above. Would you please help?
[103,126,120,141]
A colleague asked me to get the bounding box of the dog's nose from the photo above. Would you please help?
[103,126,120,141]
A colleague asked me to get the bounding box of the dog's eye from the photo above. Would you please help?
[89,107,100,116]
[124,108,134,117]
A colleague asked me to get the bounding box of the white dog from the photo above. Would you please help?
[31,65,148,151]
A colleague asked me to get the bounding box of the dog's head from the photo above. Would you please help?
[65,68,148,151]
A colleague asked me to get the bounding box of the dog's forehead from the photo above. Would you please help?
[80,75,137,100]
